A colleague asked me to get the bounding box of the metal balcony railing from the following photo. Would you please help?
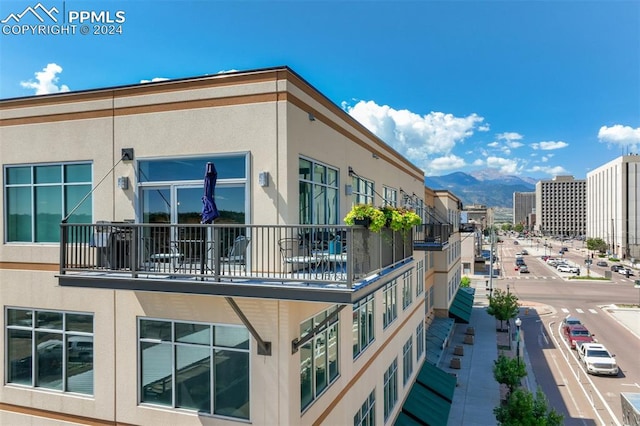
[60,223,414,292]
[413,223,452,251]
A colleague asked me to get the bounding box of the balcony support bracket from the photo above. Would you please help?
[225,297,272,356]
[291,304,347,354]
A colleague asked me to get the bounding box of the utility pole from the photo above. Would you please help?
[489,227,495,299]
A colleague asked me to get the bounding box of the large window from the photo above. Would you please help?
[383,187,397,207]
[138,156,247,225]
[383,358,398,422]
[353,175,374,205]
[416,260,425,297]
[416,321,425,361]
[6,308,94,395]
[300,306,340,410]
[353,295,375,358]
[5,163,92,242]
[299,158,339,225]
[402,337,413,386]
[354,389,376,426]
[139,318,250,420]
[402,271,413,310]
[382,280,397,329]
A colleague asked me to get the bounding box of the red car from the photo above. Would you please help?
[565,324,594,349]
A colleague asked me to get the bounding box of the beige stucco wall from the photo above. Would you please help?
[0,69,429,425]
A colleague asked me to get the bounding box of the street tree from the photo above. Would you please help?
[513,223,524,233]
[493,353,527,398]
[586,237,608,253]
[494,388,564,426]
[460,276,471,288]
[486,288,519,331]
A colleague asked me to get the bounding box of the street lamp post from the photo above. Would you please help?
[515,317,522,367]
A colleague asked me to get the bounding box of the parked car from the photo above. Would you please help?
[521,249,528,255]
[561,315,582,335]
[519,265,529,273]
[513,241,519,245]
[611,264,623,272]
[558,264,579,274]
[561,247,569,252]
[596,260,608,267]
[577,343,618,376]
[565,324,594,349]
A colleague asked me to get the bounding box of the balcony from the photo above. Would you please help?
[413,223,452,251]
[59,223,414,303]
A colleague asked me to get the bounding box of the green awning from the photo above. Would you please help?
[449,287,475,324]
[416,361,456,402]
[396,361,456,426]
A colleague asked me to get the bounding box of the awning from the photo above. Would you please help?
[449,287,475,324]
[426,317,454,365]
[397,361,456,426]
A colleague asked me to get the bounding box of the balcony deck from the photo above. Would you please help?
[59,223,415,303]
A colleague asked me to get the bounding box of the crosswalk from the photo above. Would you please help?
[561,307,599,315]
[508,276,559,280]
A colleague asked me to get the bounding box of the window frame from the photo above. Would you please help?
[137,317,251,420]
[354,389,376,426]
[402,337,413,386]
[352,294,375,359]
[352,175,375,206]
[299,157,339,225]
[382,280,398,329]
[4,162,93,243]
[300,306,340,411]
[5,307,94,395]
[383,358,398,422]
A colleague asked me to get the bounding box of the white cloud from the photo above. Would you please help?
[425,154,466,174]
[217,69,238,74]
[487,141,499,148]
[530,141,568,150]
[472,158,484,166]
[478,124,491,132]
[485,156,519,174]
[140,77,170,83]
[344,100,485,170]
[528,165,568,176]
[598,125,640,152]
[20,63,70,95]
[494,132,524,148]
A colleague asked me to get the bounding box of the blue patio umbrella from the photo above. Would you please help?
[201,162,220,224]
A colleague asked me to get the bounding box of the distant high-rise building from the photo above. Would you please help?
[512,192,535,230]
[535,176,586,237]
[586,155,640,260]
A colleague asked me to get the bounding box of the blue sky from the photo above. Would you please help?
[1,0,639,179]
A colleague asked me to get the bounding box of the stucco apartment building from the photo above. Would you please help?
[535,175,586,237]
[586,155,640,260]
[0,67,467,425]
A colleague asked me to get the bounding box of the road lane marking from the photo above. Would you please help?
[561,308,570,313]
[588,309,597,314]
[576,308,584,313]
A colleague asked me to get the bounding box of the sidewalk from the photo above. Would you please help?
[440,281,500,425]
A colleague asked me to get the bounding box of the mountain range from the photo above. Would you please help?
[424,170,536,208]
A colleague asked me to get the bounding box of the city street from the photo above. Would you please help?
[488,235,640,425]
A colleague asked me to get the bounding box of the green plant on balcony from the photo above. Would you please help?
[344,204,387,232]
[344,204,421,234]
[380,206,422,233]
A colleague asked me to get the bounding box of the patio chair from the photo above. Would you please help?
[221,235,251,272]
[278,238,322,276]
